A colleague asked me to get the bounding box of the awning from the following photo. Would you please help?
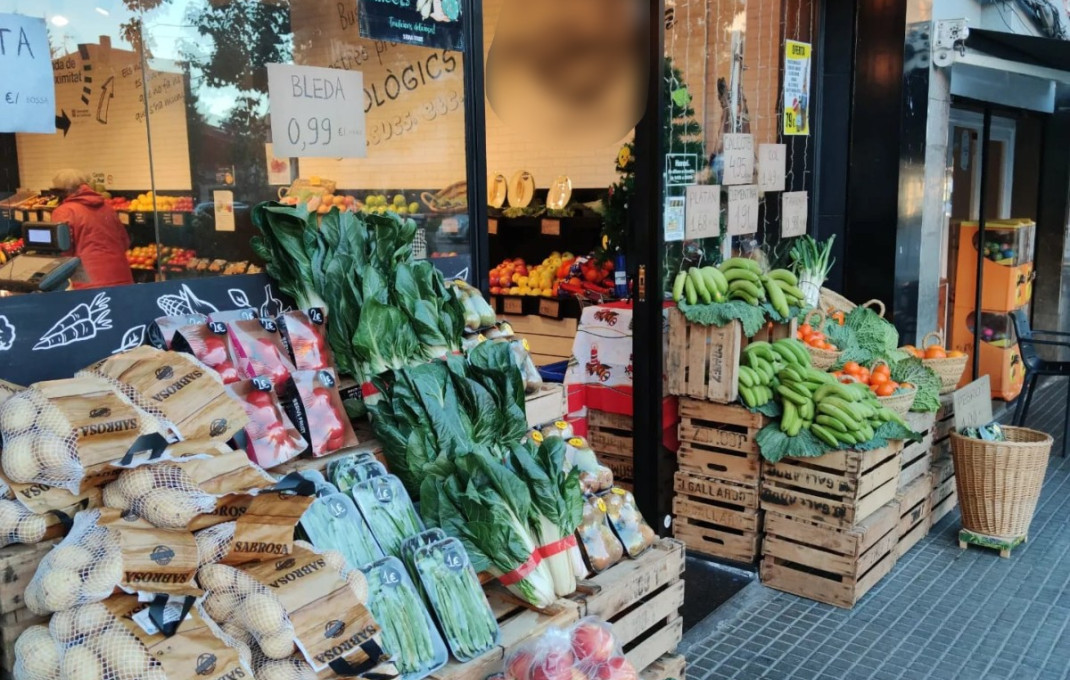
[952,28,1070,112]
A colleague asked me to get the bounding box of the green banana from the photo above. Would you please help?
[781,400,799,434]
[738,366,757,388]
[775,339,811,367]
[816,415,849,433]
[672,271,687,302]
[785,382,813,400]
[739,385,758,408]
[799,400,815,421]
[766,269,798,286]
[722,268,762,284]
[817,403,862,430]
[778,366,804,384]
[802,381,825,393]
[743,341,776,361]
[721,258,762,274]
[787,414,805,437]
[730,290,760,305]
[779,283,806,300]
[822,397,869,422]
[702,266,728,294]
[810,423,840,447]
[765,277,791,318]
[684,275,697,305]
[814,382,856,402]
[777,385,809,407]
[729,279,766,301]
[805,368,837,385]
[771,345,802,368]
[688,268,712,304]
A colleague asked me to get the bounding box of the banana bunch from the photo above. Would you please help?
[717,259,807,317]
[784,379,908,448]
[738,338,811,409]
[775,363,839,436]
[671,266,729,304]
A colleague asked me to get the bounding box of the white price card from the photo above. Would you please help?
[0,14,55,133]
[213,191,235,232]
[722,133,754,185]
[726,185,759,236]
[267,63,366,158]
[758,144,787,192]
[781,191,808,237]
[685,185,721,240]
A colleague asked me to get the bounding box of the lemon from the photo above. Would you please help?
[409,202,420,214]
[393,194,406,206]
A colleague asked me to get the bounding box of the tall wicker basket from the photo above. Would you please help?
[949,427,1053,539]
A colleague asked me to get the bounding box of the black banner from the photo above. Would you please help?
[359,0,465,52]
[0,274,290,385]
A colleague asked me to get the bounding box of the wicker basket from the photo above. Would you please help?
[801,309,841,370]
[920,331,969,394]
[950,427,1053,539]
[877,388,916,417]
[820,287,856,315]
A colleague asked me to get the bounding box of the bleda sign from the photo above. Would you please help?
[0,13,55,133]
[360,0,466,52]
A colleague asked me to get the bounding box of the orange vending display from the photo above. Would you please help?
[949,306,1025,400]
[951,220,1035,312]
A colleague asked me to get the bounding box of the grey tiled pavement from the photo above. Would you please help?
[680,378,1070,680]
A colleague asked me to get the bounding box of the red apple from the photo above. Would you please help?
[594,657,638,680]
[506,651,534,680]
[571,622,616,665]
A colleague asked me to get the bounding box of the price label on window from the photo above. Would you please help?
[685,185,721,240]
[723,134,755,185]
[726,185,759,236]
[781,191,808,238]
[758,144,786,192]
[267,63,367,158]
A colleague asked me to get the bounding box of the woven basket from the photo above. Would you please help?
[820,287,856,315]
[920,331,969,394]
[877,388,916,417]
[950,427,1053,539]
[801,309,841,370]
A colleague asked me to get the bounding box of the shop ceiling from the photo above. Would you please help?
[948,27,1070,112]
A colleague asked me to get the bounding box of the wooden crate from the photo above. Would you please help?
[666,309,741,404]
[676,399,765,487]
[502,314,578,366]
[572,540,686,675]
[930,456,958,525]
[761,501,899,609]
[525,383,567,428]
[587,410,634,482]
[428,589,581,680]
[895,472,933,558]
[760,443,902,529]
[742,319,799,345]
[0,542,57,616]
[898,432,933,490]
[641,654,686,680]
[672,472,762,563]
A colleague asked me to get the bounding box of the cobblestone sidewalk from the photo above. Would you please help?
[680,379,1070,680]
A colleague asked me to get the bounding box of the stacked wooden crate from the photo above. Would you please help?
[588,409,636,488]
[672,399,766,563]
[894,412,937,558]
[0,542,56,676]
[930,395,958,524]
[571,539,687,680]
[759,443,903,608]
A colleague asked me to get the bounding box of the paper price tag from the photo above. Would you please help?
[723,134,755,185]
[539,298,560,317]
[267,63,367,158]
[953,376,993,431]
[0,14,55,133]
[541,218,561,236]
[504,297,523,314]
[758,144,786,192]
[726,185,759,236]
[781,191,808,238]
[488,218,498,235]
[685,185,721,240]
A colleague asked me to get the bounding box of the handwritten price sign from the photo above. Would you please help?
[685,185,721,240]
[267,63,367,158]
[727,185,758,236]
[723,133,754,185]
[781,191,808,237]
[758,144,786,192]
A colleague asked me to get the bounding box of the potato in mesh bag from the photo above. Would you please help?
[0,377,171,493]
[102,464,217,529]
[196,563,297,659]
[13,624,62,680]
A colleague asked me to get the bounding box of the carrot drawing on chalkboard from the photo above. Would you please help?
[33,293,112,350]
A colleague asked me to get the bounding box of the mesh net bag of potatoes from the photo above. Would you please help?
[79,346,248,444]
[101,448,275,530]
[0,470,103,548]
[14,594,255,680]
[198,542,395,677]
[25,508,201,615]
[0,376,174,493]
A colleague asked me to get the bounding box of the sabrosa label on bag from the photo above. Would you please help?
[243,545,380,672]
[100,509,201,595]
[222,492,314,565]
[3,470,101,514]
[106,595,251,680]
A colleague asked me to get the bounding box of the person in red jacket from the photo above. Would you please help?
[50,169,134,289]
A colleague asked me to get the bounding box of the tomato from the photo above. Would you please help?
[858,369,871,384]
[876,382,897,397]
[799,324,813,336]
[924,345,948,359]
[843,361,862,376]
[870,372,888,385]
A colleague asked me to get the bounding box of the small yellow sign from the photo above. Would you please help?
[783,40,812,136]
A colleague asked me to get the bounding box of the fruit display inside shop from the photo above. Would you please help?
[106,196,131,211]
[490,252,617,297]
[0,237,24,260]
[361,193,422,216]
[126,244,197,270]
[11,194,59,210]
[126,192,194,212]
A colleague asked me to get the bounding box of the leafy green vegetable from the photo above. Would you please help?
[890,357,941,413]
[678,300,767,337]
[755,424,831,463]
[825,304,911,369]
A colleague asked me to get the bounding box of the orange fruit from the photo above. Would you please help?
[876,382,896,397]
[870,372,888,385]
[843,361,862,377]
[947,350,967,358]
[924,346,948,359]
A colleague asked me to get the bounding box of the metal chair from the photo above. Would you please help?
[1009,308,1070,456]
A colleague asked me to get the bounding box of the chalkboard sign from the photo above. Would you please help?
[0,274,291,385]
